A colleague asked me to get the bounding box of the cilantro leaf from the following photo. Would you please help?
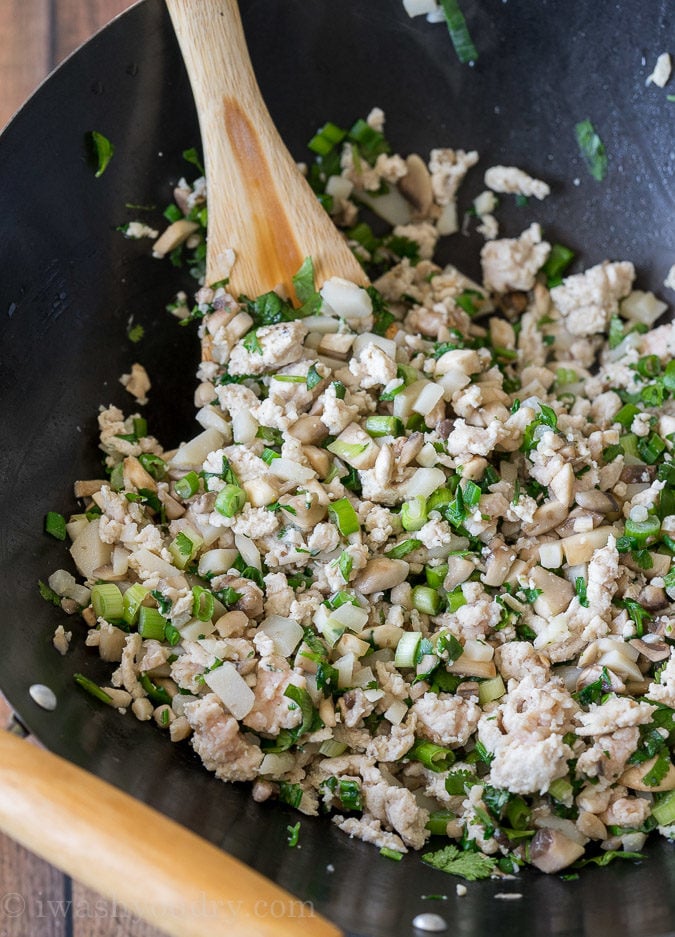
[242,329,263,355]
[642,750,671,787]
[573,850,645,869]
[422,845,496,881]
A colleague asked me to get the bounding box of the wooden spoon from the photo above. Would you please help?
[0,729,342,937]
[165,0,367,299]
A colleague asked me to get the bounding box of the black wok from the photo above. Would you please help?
[1,2,674,935]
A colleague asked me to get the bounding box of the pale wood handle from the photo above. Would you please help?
[165,0,366,298]
[0,730,342,937]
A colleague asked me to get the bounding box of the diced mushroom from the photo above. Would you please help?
[559,527,619,566]
[620,756,675,792]
[279,493,327,531]
[574,489,619,514]
[529,829,585,874]
[628,638,671,662]
[481,541,515,587]
[530,566,574,617]
[523,500,568,537]
[73,479,106,498]
[288,415,329,445]
[152,219,200,258]
[353,558,410,595]
[397,154,434,215]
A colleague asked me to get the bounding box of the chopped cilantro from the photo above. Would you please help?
[242,329,263,355]
[89,130,114,177]
[575,119,608,181]
[422,844,497,881]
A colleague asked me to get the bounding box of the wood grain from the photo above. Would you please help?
[0,0,136,130]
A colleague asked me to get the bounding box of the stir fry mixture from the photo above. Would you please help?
[45,109,675,879]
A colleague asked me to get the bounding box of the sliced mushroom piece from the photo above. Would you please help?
[278,492,327,531]
[152,219,200,258]
[481,541,515,588]
[123,455,158,493]
[73,479,107,498]
[288,414,329,445]
[531,566,574,617]
[629,638,671,662]
[529,829,586,874]
[353,558,410,595]
[523,500,568,537]
[397,153,434,215]
[303,445,332,479]
[574,489,619,514]
[620,756,675,792]
[559,526,620,566]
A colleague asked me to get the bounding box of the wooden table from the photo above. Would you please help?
[1,8,167,934]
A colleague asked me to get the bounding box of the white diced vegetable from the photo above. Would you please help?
[204,662,255,719]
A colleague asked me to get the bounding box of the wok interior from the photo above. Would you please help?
[0,1,673,934]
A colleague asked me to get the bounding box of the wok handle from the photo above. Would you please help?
[0,730,342,937]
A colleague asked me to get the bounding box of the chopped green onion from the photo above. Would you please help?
[328,497,360,536]
[615,404,639,429]
[326,439,368,461]
[109,462,125,491]
[138,606,168,641]
[380,847,404,861]
[427,487,455,513]
[175,472,200,499]
[273,374,306,383]
[412,585,441,616]
[408,738,456,772]
[575,118,608,181]
[401,495,428,532]
[91,583,124,620]
[439,0,478,64]
[625,515,661,546]
[542,243,575,286]
[192,586,215,622]
[385,538,422,559]
[445,586,467,614]
[164,623,182,647]
[504,796,531,831]
[44,511,67,541]
[478,675,506,705]
[652,790,675,826]
[287,821,301,848]
[549,777,574,803]
[395,632,422,668]
[122,583,150,625]
[261,447,280,464]
[663,360,675,392]
[140,673,172,706]
[214,484,246,517]
[426,810,456,836]
[620,433,640,460]
[307,121,347,156]
[318,739,348,757]
[638,433,666,465]
[425,564,448,589]
[338,550,353,581]
[364,415,405,437]
[89,130,115,177]
[74,673,113,704]
[636,355,661,378]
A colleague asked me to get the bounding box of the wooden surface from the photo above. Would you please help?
[0,0,136,129]
[0,7,165,934]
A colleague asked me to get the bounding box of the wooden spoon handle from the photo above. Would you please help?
[0,730,342,937]
[166,0,366,298]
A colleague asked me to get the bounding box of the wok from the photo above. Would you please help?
[1,1,674,935]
